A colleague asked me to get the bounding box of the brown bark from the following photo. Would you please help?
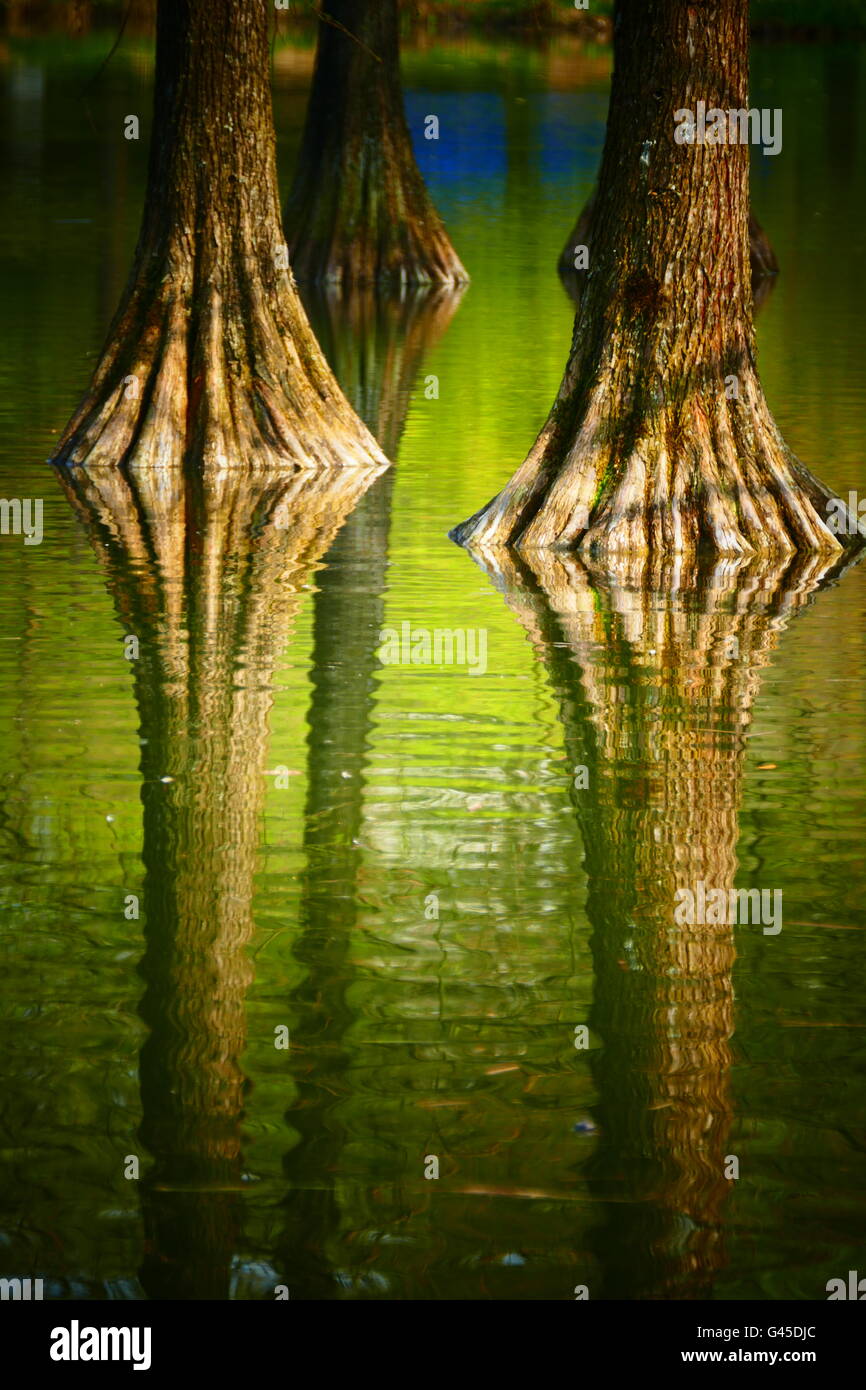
[472,544,844,1297]
[453,0,859,560]
[52,0,388,475]
[558,188,779,286]
[284,0,468,288]
[56,459,385,1297]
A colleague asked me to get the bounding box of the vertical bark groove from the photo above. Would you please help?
[453,0,858,560]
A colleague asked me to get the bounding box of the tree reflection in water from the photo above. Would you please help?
[467,544,849,1298]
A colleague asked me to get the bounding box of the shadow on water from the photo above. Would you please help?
[273,286,466,1298]
[464,541,856,1298]
[273,467,393,1300]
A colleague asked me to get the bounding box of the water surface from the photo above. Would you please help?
[1,31,865,1300]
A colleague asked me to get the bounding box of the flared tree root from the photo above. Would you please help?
[452,362,856,560]
[52,260,390,474]
[283,0,467,290]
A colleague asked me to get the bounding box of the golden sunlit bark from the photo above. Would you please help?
[453,0,859,560]
[52,0,387,474]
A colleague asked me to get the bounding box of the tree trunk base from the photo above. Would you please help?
[470,6,863,563]
[52,272,390,474]
[283,0,468,291]
[451,362,856,560]
[285,158,469,291]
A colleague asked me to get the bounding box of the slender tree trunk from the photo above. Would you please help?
[52,0,387,474]
[284,0,467,288]
[453,0,857,559]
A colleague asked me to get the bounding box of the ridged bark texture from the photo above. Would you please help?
[558,189,779,284]
[53,0,388,474]
[453,0,855,560]
[284,0,468,288]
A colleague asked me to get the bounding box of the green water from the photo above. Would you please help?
[1,31,866,1300]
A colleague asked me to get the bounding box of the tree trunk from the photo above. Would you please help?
[453,0,855,560]
[52,0,388,475]
[284,0,468,288]
[558,189,779,286]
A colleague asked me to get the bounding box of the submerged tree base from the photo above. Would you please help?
[52,0,388,476]
[286,156,469,290]
[454,0,860,562]
[451,358,851,560]
[284,0,468,290]
[52,265,389,475]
